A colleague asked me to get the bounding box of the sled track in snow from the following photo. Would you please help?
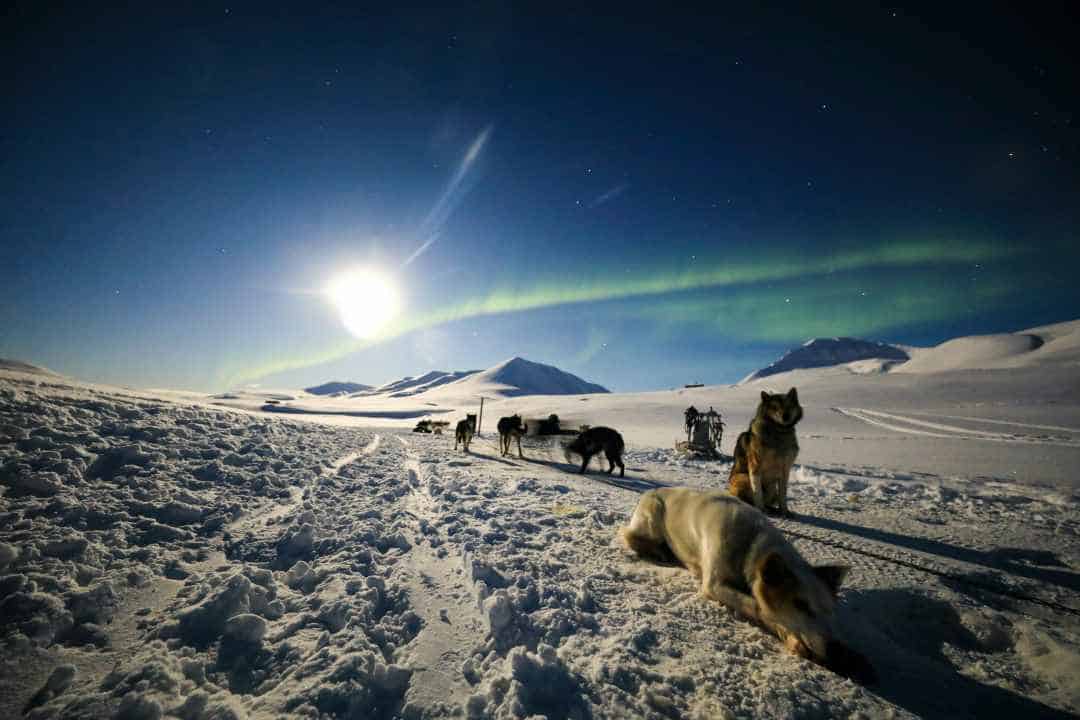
[392,436,488,712]
[834,407,1080,447]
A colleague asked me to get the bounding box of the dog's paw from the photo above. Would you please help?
[783,634,812,659]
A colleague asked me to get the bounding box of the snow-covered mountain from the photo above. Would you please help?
[431,356,609,398]
[743,338,910,382]
[373,370,481,397]
[361,357,608,401]
[304,381,372,396]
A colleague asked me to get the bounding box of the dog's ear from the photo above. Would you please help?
[761,390,770,403]
[787,387,798,403]
[760,552,795,588]
[813,565,849,596]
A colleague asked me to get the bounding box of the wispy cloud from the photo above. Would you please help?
[401,232,440,267]
[402,124,493,267]
[590,182,628,208]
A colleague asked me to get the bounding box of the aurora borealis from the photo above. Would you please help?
[4,5,1077,391]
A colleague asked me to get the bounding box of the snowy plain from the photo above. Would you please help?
[1,321,1079,718]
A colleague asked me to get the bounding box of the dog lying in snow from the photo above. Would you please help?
[621,487,873,680]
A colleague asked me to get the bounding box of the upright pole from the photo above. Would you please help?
[477,397,485,436]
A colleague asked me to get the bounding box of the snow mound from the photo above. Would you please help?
[743,338,910,382]
[896,320,1080,373]
[304,381,372,396]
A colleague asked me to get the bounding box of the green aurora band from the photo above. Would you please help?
[220,238,1016,387]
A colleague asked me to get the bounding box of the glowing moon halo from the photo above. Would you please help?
[325,267,401,339]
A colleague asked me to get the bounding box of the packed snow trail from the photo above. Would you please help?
[834,407,1080,446]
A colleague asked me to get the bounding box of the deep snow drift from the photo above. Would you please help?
[2,321,1079,718]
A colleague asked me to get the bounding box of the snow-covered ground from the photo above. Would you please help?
[2,321,1079,718]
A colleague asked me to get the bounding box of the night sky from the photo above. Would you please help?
[3,3,1078,391]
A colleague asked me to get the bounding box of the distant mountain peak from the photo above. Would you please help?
[743,337,909,382]
[473,356,609,396]
[304,381,372,396]
[362,357,608,399]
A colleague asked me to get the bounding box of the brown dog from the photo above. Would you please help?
[729,388,802,515]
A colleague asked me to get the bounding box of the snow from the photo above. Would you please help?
[2,320,1079,718]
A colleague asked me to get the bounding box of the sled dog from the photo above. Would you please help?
[728,388,802,515]
[454,415,475,452]
[497,414,526,458]
[621,487,850,664]
[564,426,625,477]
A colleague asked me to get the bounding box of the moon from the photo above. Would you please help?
[326,267,401,339]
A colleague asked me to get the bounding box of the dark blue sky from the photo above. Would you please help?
[3,3,1077,391]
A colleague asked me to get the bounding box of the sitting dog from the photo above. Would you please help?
[564,426,625,477]
[728,388,802,515]
[497,414,526,458]
[454,416,475,452]
[621,487,850,666]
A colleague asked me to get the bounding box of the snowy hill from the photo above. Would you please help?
[743,338,910,382]
[0,358,58,376]
[741,321,1080,384]
[896,319,1080,373]
[303,381,372,396]
[359,358,608,402]
[425,356,609,400]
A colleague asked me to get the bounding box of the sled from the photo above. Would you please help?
[675,407,725,459]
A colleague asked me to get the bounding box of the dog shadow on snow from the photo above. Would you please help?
[840,587,1074,719]
[789,513,1080,594]
[524,455,669,494]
